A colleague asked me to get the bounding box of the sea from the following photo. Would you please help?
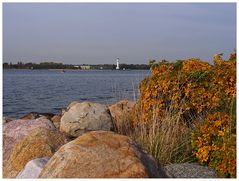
[3,69,150,118]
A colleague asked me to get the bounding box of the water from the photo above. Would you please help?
[3,69,150,118]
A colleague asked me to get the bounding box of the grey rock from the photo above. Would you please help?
[60,102,113,138]
[17,157,50,178]
[164,163,217,178]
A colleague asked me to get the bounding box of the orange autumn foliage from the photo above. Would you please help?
[191,112,236,178]
[134,53,236,177]
[137,55,235,126]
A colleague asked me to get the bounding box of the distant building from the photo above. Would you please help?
[116,58,120,70]
[80,65,91,70]
[74,65,80,68]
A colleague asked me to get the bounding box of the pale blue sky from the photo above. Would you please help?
[3,3,236,64]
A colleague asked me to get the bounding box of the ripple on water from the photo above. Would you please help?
[3,69,150,118]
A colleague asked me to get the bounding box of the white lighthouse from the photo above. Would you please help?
[116,58,120,70]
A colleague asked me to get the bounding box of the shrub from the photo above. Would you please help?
[130,53,236,177]
[136,56,235,125]
[191,111,236,178]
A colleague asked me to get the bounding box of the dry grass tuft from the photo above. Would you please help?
[116,105,195,165]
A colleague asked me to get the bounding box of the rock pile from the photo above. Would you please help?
[3,100,218,178]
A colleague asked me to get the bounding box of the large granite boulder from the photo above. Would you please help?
[109,100,135,130]
[17,157,50,178]
[39,131,167,178]
[164,163,217,178]
[3,118,56,168]
[60,102,114,138]
[3,127,66,178]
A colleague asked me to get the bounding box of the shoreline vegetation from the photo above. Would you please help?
[3,52,236,178]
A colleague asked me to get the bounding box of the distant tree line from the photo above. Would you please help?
[91,64,149,70]
[3,62,150,70]
[3,62,71,69]
[117,64,149,70]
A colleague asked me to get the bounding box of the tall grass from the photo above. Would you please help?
[115,105,196,165]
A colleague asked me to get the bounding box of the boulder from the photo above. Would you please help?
[109,100,135,130]
[3,118,56,168]
[164,163,217,178]
[60,102,113,138]
[4,127,66,178]
[17,157,50,178]
[39,131,167,178]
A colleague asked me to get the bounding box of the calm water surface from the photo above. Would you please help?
[3,69,150,118]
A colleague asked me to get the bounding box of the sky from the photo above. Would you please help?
[3,3,236,64]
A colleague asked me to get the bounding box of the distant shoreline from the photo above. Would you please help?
[3,68,150,71]
[3,62,150,70]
